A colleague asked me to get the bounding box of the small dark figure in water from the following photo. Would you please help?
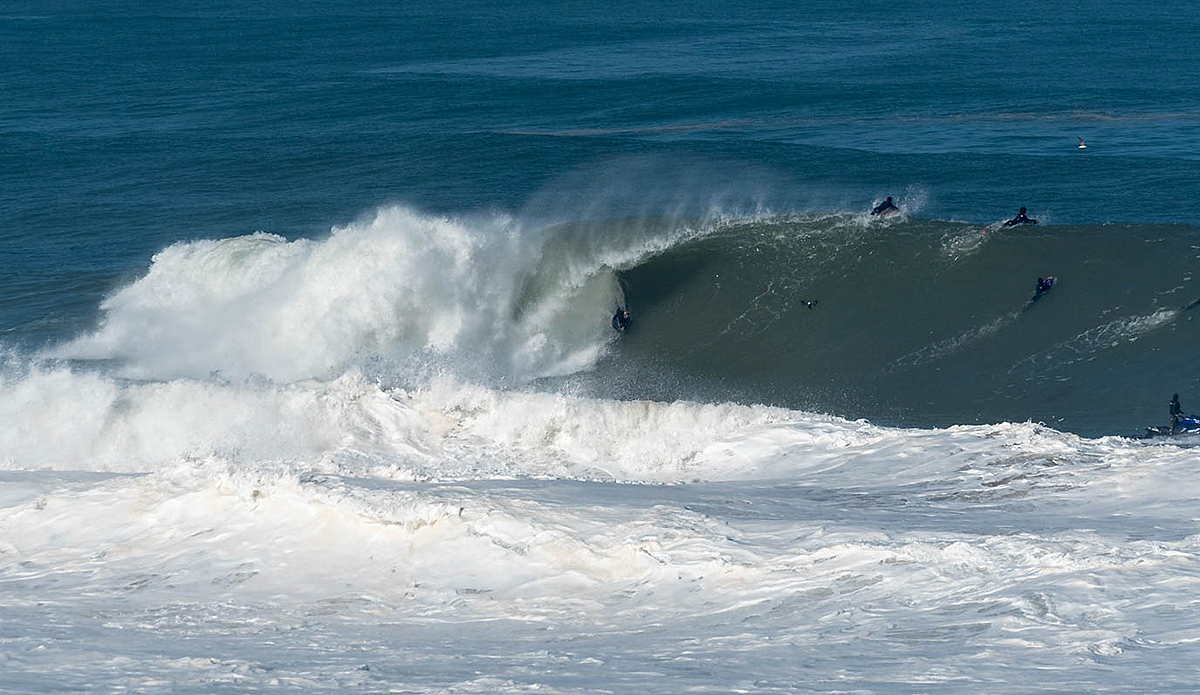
[1023,276,1057,311]
[870,196,899,216]
[1170,393,1185,433]
[1003,206,1038,227]
[802,300,818,310]
[612,308,631,332]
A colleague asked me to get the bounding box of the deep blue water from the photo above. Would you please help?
[3,1,1199,430]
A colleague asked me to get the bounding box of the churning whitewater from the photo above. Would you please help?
[7,2,1200,691]
[44,206,631,385]
[3,201,1200,693]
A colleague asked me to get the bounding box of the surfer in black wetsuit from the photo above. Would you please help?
[1170,393,1185,433]
[802,300,818,310]
[1003,207,1038,227]
[871,196,899,216]
[612,308,631,332]
[1024,276,1056,310]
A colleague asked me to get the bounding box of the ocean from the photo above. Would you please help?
[3,2,1200,692]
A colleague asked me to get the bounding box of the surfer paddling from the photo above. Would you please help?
[870,196,899,217]
[1003,207,1038,227]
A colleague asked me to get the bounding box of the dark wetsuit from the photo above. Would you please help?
[1003,208,1038,227]
[1170,394,1184,432]
[1036,277,1054,293]
[612,310,630,332]
[871,198,898,216]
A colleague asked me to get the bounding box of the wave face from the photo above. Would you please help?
[42,205,1200,436]
[594,216,1200,436]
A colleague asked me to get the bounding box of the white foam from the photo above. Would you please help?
[0,367,427,474]
[45,206,641,384]
[889,312,1017,369]
[1010,308,1179,376]
[4,359,1183,494]
[5,357,1200,691]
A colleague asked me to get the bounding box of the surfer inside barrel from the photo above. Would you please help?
[612,308,631,332]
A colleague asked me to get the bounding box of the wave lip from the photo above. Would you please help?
[44,206,639,384]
